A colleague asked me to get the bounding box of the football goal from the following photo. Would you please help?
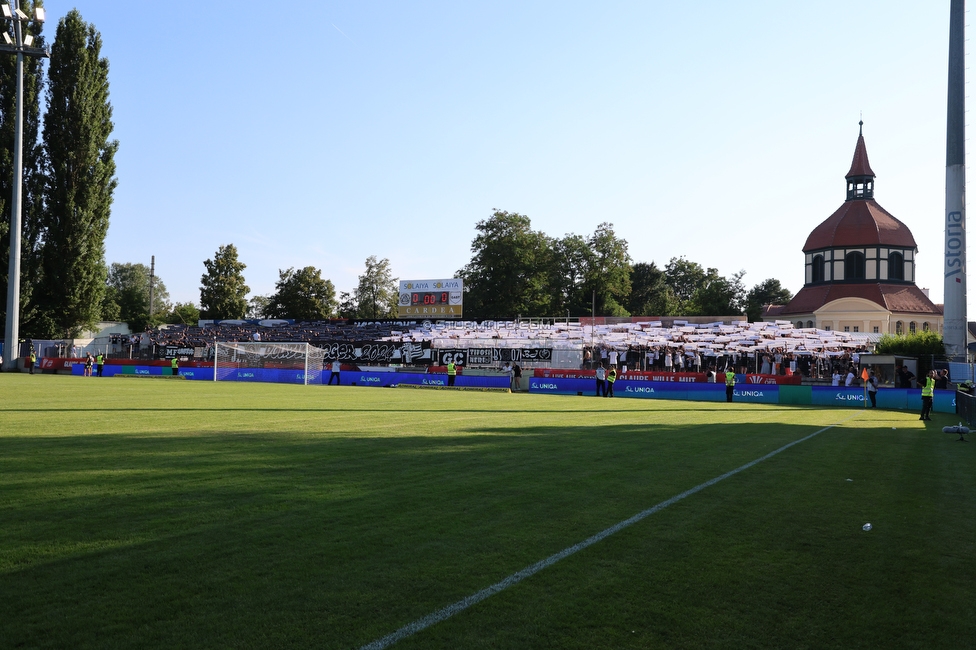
[214,342,325,385]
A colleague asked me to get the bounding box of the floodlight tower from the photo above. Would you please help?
[0,1,47,371]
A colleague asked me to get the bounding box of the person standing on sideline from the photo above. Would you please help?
[595,364,606,397]
[512,363,522,390]
[171,356,179,376]
[446,360,457,387]
[84,353,93,377]
[96,352,104,377]
[867,370,878,407]
[919,370,935,420]
[725,366,736,402]
[606,366,617,397]
[328,360,341,385]
[28,350,36,375]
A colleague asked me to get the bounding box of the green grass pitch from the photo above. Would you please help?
[1,374,974,649]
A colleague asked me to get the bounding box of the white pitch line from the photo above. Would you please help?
[360,412,862,650]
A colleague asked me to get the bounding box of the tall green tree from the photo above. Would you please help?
[34,9,118,336]
[583,222,632,316]
[265,266,336,320]
[627,261,677,316]
[102,262,171,331]
[354,255,397,319]
[199,244,249,320]
[0,0,46,336]
[163,301,200,326]
[458,211,552,319]
[695,268,746,316]
[664,256,706,314]
[547,234,593,316]
[745,278,794,322]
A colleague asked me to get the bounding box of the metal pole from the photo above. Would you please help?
[2,14,24,372]
[943,0,968,361]
[149,255,155,319]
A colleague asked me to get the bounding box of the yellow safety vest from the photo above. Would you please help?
[447,362,456,376]
[726,371,736,386]
[921,377,934,397]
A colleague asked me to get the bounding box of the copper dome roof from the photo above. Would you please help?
[803,199,917,251]
[804,125,916,252]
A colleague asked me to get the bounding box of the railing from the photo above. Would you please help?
[955,389,976,427]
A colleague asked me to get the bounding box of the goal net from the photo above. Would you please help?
[214,342,325,385]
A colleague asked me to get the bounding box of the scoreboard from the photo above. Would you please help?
[398,279,463,318]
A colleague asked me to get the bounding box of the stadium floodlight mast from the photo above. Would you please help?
[1,1,47,371]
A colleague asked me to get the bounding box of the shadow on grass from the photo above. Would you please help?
[1,415,971,649]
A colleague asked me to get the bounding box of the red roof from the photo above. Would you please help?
[779,283,942,316]
[803,199,917,251]
[846,131,875,178]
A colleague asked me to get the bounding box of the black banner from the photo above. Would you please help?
[160,345,195,359]
[437,347,552,366]
[318,341,432,364]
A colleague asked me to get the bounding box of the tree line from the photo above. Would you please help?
[54,207,798,333]
[172,210,792,326]
[0,6,117,339]
[456,211,792,322]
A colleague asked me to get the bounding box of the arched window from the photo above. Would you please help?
[812,254,825,283]
[923,322,930,332]
[796,321,803,329]
[888,251,905,281]
[909,321,917,334]
[896,321,903,335]
[845,251,865,280]
[807,320,814,328]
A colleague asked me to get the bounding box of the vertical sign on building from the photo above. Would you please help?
[944,0,968,361]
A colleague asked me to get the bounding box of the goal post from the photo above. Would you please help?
[213,342,325,385]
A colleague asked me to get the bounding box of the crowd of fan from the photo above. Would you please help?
[146,321,399,349]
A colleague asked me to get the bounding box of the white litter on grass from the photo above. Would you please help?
[863,523,872,531]
[846,479,853,482]
[360,412,863,650]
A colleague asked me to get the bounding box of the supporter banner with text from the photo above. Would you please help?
[318,341,432,364]
[437,347,552,366]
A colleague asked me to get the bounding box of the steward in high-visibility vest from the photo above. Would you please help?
[171,357,179,376]
[606,367,617,397]
[920,371,935,420]
[446,361,457,386]
[725,368,736,403]
[96,353,104,377]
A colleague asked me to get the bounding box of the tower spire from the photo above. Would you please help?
[846,122,875,200]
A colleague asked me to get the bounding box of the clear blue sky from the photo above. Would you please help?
[35,1,967,315]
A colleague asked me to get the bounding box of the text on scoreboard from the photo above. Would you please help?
[398,278,463,318]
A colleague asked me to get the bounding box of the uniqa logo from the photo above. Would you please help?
[535,383,558,389]
[626,386,655,393]
[360,376,381,383]
[423,379,444,385]
[835,393,863,401]
[136,369,149,375]
[737,390,765,397]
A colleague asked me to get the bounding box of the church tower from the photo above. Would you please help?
[766,124,943,336]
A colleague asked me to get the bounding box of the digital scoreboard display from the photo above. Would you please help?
[398,279,463,318]
[410,291,451,306]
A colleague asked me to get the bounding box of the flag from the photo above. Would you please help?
[861,367,869,381]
